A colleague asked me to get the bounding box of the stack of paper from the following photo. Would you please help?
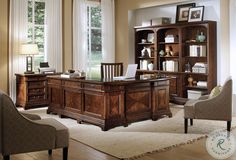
[60,74,70,78]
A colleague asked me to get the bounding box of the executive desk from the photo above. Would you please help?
[47,76,172,130]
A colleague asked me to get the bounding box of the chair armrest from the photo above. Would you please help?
[3,115,57,155]
[20,112,41,120]
[1,92,57,155]
[198,95,209,100]
[194,94,232,120]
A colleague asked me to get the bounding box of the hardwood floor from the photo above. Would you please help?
[1,138,236,160]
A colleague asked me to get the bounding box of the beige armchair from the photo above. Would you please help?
[184,78,232,133]
[0,90,69,160]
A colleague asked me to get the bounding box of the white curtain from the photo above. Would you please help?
[9,0,63,100]
[73,0,115,70]
[9,0,28,100]
[73,0,88,71]
[101,0,115,63]
[45,0,63,72]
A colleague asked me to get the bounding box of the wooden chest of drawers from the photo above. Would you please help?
[15,74,48,109]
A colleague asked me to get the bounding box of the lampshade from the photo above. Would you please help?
[21,44,39,55]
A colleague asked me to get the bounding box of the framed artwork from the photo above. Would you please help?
[188,6,204,22]
[175,3,196,23]
[147,33,154,43]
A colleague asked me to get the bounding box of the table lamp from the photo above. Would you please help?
[21,44,39,74]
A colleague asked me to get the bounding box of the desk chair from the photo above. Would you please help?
[101,63,123,79]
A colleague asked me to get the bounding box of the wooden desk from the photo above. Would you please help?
[47,76,172,130]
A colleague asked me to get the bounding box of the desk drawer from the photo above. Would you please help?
[26,76,47,81]
[84,84,103,91]
[63,81,81,89]
[48,79,61,85]
[153,80,169,86]
[28,81,46,88]
[28,95,45,102]
[28,88,45,95]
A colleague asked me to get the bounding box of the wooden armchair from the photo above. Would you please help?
[101,63,123,79]
[184,77,232,133]
[0,90,69,160]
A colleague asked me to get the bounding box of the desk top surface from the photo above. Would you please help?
[47,75,170,85]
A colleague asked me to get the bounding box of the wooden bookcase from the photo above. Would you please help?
[134,21,217,102]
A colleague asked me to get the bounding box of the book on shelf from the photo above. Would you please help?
[162,60,178,72]
[189,45,206,57]
[197,81,207,87]
[140,60,148,70]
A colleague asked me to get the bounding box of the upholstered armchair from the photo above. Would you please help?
[0,90,69,160]
[184,78,232,133]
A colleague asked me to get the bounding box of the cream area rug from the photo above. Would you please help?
[23,105,236,160]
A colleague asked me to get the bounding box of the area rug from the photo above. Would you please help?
[23,105,236,160]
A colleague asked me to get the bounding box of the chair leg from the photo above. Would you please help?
[190,119,193,126]
[185,118,188,134]
[48,149,52,155]
[227,121,231,132]
[3,155,10,160]
[63,147,68,160]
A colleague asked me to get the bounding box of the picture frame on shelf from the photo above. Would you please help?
[147,33,154,43]
[188,6,204,22]
[175,3,196,23]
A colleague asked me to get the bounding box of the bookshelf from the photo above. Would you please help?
[134,21,217,102]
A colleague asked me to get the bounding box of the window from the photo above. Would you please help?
[86,2,102,78]
[27,0,46,71]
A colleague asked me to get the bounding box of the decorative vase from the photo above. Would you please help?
[141,47,150,58]
[148,63,154,70]
[159,50,165,56]
[196,32,206,42]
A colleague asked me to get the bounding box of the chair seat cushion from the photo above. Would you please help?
[184,100,197,118]
[35,118,69,148]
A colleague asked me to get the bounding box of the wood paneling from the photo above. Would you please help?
[84,92,104,117]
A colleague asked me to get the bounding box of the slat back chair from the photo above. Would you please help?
[101,63,123,79]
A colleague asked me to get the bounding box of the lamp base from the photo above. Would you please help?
[24,71,35,74]
[25,56,34,74]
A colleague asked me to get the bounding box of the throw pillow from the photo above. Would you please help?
[209,85,222,98]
